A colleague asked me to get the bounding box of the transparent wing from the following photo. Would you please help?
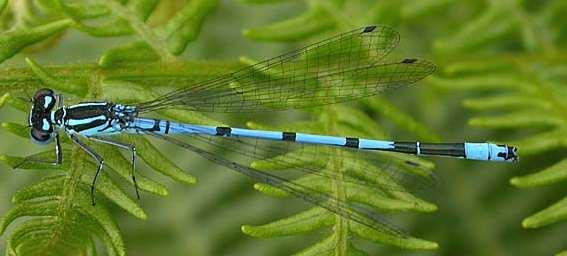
[137,26,435,113]
[188,132,437,195]
[146,131,437,237]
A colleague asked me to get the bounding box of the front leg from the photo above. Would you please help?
[89,136,140,200]
[55,133,63,164]
[69,133,104,206]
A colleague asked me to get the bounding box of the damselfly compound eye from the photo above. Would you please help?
[33,88,54,101]
[33,88,56,111]
[30,128,52,144]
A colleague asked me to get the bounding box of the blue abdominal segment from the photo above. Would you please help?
[464,142,516,162]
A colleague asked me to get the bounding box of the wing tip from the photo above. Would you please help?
[400,58,437,75]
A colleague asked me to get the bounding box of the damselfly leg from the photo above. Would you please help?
[55,133,63,165]
[89,136,140,200]
[69,133,104,206]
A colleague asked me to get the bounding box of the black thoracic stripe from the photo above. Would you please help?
[419,143,466,157]
[152,119,161,131]
[282,132,296,141]
[216,127,232,136]
[165,121,170,134]
[345,137,359,148]
[66,104,110,119]
[54,109,65,125]
[70,119,108,132]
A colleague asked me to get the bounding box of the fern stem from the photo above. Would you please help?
[325,105,349,256]
[39,149,84,255]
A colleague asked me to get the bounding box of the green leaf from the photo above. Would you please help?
[25,58,85,96]
[513,130,567,155]
[101,0,176,62]
[239,0,292,4]
[429,75,530,91]
[463,95,552,111]
[99,41,159,67]
[350,221,438,250]
[294,235,368,256]
[1,122,30,139]
[434,3,516,53]
[522,196,567,228]
[7,0,564,253]
[243,4,336,42]
[0,92,9,107]
[236,13,441,252]
[99,0,219,66]
[0,19,73,64]
[159,0,219,55]
[73,191,126,254]
[0,6,227,250]
[401,0,452,19]
[364,96,441,141]
[242,102,438,254]
[510,159,567,188]
[117,135,197,184]
[0,0,8,14]
[242,207,333,237]
[0,199,59,234]
[469,112,563,128]
[80,166,147,220]
[12,175,66,203]
[441,7,567,251]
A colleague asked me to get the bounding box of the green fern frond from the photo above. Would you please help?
[428,0,567,250]
[433,59,567,247]
[236,1,447,254]
[243,3,336,42]
[433,0,561,53]
[243,105,439,254]
[3,0,564,255]
[0,1,227,254]
[0,56,240,254]
[0,0,73,63]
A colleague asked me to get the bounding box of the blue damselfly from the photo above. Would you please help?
[19,25,518,238]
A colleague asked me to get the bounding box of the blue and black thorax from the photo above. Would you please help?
[62,103,138,136]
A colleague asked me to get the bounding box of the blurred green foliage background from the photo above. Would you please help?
[0,0,566,255]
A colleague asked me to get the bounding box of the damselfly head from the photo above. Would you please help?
[29,88,56,145]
